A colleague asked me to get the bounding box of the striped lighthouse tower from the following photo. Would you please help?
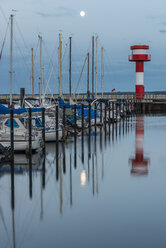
[129,45,151,99]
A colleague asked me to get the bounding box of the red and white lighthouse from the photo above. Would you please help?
[129,45,151,99]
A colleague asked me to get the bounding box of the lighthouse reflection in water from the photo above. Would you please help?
[129,115,150,175]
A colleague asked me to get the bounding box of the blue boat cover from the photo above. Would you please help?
[77,108,99,119]
[0,104,42,115]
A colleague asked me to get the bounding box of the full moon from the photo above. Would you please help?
[80,11,86,17]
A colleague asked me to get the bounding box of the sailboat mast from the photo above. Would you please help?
[42,67,44,98]
[101,47,104,98]
[39,35,42,104]
[31,48,34,98]
[69,36,72,97]
[59,33,62,97]
[95,35,98,99]
[10,14,13,106]
[92,36,94,99]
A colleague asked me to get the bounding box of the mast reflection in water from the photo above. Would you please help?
[129,115,150,176]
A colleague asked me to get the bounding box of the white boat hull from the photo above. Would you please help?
[45,129,63,142]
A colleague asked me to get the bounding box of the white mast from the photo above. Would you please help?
[31,48,34,98]
[10,14,14,106]
[42,67,44,100]
[38,35,42,104]
[101,47,104,98]
[95,35,98,99]
[59,33,62,97]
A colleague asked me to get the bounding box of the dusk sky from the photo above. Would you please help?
[1,0,166,94]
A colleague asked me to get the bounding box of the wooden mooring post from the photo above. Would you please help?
[109,102,111,123]
[56,106,59,143]
[42,108,45,152]
[89,103,91,132]
[10,109,14,161]
[81,104,84,131]
[63,105,66,139]
[74,104,77,136]
[104,103,107,124]
[29,108,32,153]
[100,102,102,125]
[95,102,97,133]
[112,102,114,120]
[20,88,25,108]
[115,102,117,122]
[55,105,59,181]
[81,104,84,164]
[74,104,77,169]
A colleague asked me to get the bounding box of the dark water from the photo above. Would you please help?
[1,115,166,248]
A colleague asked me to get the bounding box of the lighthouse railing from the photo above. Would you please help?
[128,54,151,61]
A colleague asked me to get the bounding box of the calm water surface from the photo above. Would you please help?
[1,115,166,248]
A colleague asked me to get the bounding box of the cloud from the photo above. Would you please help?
[35,7,74,18]
[159,29,166,34]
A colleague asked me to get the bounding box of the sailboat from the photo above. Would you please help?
[21,115,63,142]
[0,116,41,152]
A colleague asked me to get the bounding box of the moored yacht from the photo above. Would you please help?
[0,117,41,152]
